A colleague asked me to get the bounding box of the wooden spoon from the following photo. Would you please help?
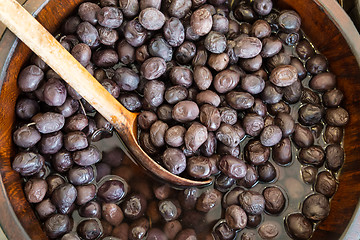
[0,0,212,187]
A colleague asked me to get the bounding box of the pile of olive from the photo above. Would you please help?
[11,0,349,239]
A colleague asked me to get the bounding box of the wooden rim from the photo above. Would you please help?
[0,175,30,240]
[311,1,360,238]
[0,0,85,239]
[314,0,360,65]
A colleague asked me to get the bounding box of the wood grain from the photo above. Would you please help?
[0,0,359,239]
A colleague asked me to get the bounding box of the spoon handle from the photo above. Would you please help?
[0,0,212,187]
[0,0,138,129]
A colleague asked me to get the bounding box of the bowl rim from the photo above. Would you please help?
[313,0,360,66]
[302,0,360,238]
[0,174,30,240]
[0,0,360,239]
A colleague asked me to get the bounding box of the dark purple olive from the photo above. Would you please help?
[274,113,295,137]
[141,57,166,80]
[158,199,181,222]
[13,125,41,148]
[185,122,208,152]
[234,2,257,23]
[71,43,91,67]
[32,112,65,134]
[97,7,123,28]
[301,166,317,184]
[205,31,227,54]
[78,2,100,25]
[68,165,94,186]
[315,171,337,198]
[45,214,72,239]
[306,54,328,75]
[77,219,102,240]
[47,175,66,195]
[162,148,187,175]
[168,0,191,18]
[222,187,244,208]
[124,19,147,47]
[147,228,167,240]
[148,36,173,62]
[73,145,101,166]
[187,156,212,179]
[122,193,147,220]
[260,125,283,147]
[292,124,314,148]
[16,98,40,120]
[325,107,349,127]
[273,138,292,165]
[24,178,48,203]
[175,41,197,64]
[18,65,44,92]
[252,0,272,15]
[218,155,247,179]
[12,152,44,177]
[234,37,262,59]
[77,22,100,47]
[251,20,271,39]
[226,91,254,110]
[299,145,325,167]
[102,203,124,227]
[263,186,286,214]
[98,178,127,203]
[216,123,241,148]
[119,0,139,18]
[296,39,315,60]
[258,222,279,239]
[35,198,56,220]
[302,194,330,221]
[243,113,264,137]
[196,188,222,212]
[163,17,185,47]
[139,8,165,30]
[174,228,197,240]
[225,205,247,230]
[258,161,277,182]
[214,69,241,94]
[51,183,77,214]
[238,190,265,215]
[56,98,79,118]
[128,217,150,240]
[278,10,301,33]
[79,201,101,218]
[309,72,336,92]
[39,131,63,155]
[269,65,298,87]
[286,213,313,240]
[64,131,88,152]
[261,81,283,104]
[325,144,344,171]
[76,184,96,206]
[190,8,213,36]
[244,140,270,166]
[215,174,236,192]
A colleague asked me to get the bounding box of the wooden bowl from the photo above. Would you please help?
[0,0,359,239]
